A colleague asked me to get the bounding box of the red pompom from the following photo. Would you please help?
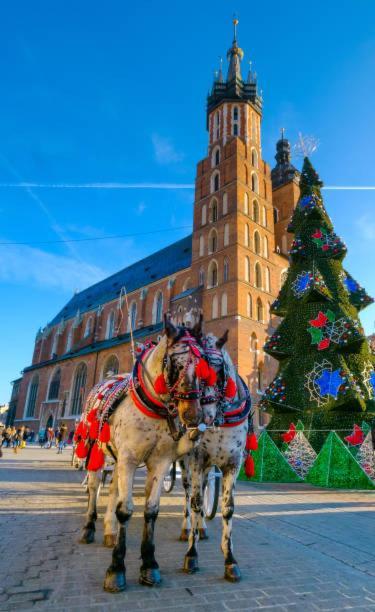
[99,422,111,444]
[75,440,89,459]
[206,367,217,386]
[87,408,98,423]
[224,377,237,399]
[89,419,100,440]
[244,454,255,478]
[87,442,105,471]
[281,423,296,444]
[74,421,88,441]
[246,432,258,451]
[345,424,364,446]
[154,373,168,395]
[195,358,210,380]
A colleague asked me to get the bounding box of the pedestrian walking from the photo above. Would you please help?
[57,423,68,454]
[46,427,54,448]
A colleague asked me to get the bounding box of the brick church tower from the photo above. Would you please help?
[189,20,297,425]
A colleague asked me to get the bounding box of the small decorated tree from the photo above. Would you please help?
[283,421,317,478]
[261,158,375,450]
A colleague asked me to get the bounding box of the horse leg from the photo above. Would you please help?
[103,464,118,547]
[198,470,209,540]
[80,470,100,544]
[183,462,202,573]
[221,467,241,582]
[103,459,136,593]
[179,458,192,541]
[139,459,170,586]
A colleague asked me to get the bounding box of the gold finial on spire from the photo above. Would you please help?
[233,14,239,41]
[281,127,285,140]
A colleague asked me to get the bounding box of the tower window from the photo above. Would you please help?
[208,229,218,253]
[25,375,39,418]
[255,262,262,288]
[223,258,229,282]
[222,192,228,215]
[251,172,259,194]
[253,200,260,223]
[245,256,250,282]
[256,298,264,322]
[208,260,218,288]
[71,363,87,416]
[233,106,239,121]
[233,124,238,136]
[247,293,253,318]
[212,295,218,319]
[201,204,207,225]
[211,171,220,193]
[221,293,228,316]
[273,207,279,224]
[254,231,261,255]
[199,267,204,286]
[224,223,229,246]
[215,149,220,166]
[199,235,204,256]
[251,148,258,168]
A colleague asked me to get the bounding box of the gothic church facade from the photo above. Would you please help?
[10,25,300,431]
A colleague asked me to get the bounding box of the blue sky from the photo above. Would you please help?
[1,0,374,403]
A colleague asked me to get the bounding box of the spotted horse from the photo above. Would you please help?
[179,331,256,583]
[74,315,218,592]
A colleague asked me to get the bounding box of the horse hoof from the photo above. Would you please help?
[139,568,161,587]
[103,569,126,593]
[183,555,199,574]
[199,528,209,540]
[103,534,116,548]
[79,528,95,544]
[179,529,189,541]
[224,563,241,583]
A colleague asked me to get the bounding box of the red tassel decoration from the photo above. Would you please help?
[206,367,217,386]
[87,408,98,424]
[246,432,258,451]
[89,419,100,440]
[345,424,364,446]
[154,373,168,394]
[87,442,105,471]
[75,439,89,459]
[195,358,210,380]
[74,421,88,442]
[224,377,237,399]
[244,454,255,478]
[99,422,111,444]
[281,423,296,444]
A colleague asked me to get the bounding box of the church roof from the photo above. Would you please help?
[49,234,192,327]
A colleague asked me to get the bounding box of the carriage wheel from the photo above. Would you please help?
[163,463,176,493]
[203,466,221,520]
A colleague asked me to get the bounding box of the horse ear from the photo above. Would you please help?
[216,329,229,349]
[164,313,178,339]
[191,313,203,337]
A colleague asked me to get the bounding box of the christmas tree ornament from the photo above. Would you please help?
[344,424,364,446]
[284,423,317,478]
[357,432,375,481]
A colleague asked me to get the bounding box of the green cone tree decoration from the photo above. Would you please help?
[262,157,375,450]
[238,431,303,483]
[306,431,375,489]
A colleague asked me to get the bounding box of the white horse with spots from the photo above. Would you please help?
[79,316,217,592]
[179,331,252,582]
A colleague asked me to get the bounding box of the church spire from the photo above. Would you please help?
[271,130,300,189]
[226,17,244,82]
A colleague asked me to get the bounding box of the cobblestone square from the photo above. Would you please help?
[0,446,374,611]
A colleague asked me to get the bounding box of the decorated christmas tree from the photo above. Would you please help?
[261,157,375,450]
[238,431,302,483]
[306,431,375,489]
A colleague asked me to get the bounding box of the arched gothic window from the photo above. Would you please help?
[48,369,61,401]
[223,258,229,282]
[212,295,218,319]
[103,355,119,378]
[212,145,220,167]
[244,192,249,215]
[128,301,137,331]
[224,223,229,246]
[65,327,73,353]
[201,204,207,225]
[221,293,228,316]
[208,229,218,253]
[50,333,58,358]
[25,375,39,418]
[71,363,87,416]
[199,267,204,286]
[211,171,220,193]
[222,192,228,215]
[214,111,220,141]
[262,205,267,227]
[247,293,253,318]
[257,365,263,390]
[255,262,262,288]
[199,235,204,256]
[208,260,218,288]
[84,317,92,339]
[256,298,264,322]
[210,198,218,222]
[251,172,259,194]
[251,148,258,168]
[233,106,239,121]
[265,267,271,292]
[253,200,260,223]
[105,310,115,339]
[153,292,164,324]
[245,256,250,283]
[263,236,269,258]
[250,333,258,352]
[273,207,279,224]
[244,224,250,247]
[254,231,261,255]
